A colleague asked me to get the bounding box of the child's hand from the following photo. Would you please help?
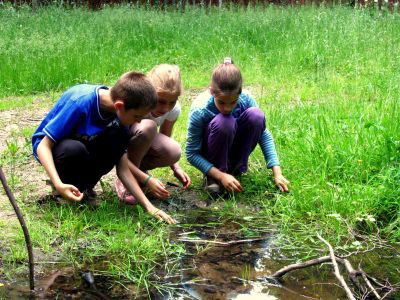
[274,175,290,192]
[148,207,177,224]
[146,177,170,199]
[173,167,192,190]
[220,173,243,192]
[56,183,84,202]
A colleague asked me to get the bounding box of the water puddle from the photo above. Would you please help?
[157,209,350,300]
[0,267,146,299]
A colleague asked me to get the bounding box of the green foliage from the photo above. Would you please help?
[1,6,400,97]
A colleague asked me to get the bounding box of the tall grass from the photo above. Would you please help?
[0,4,399,291]
[1,6,400,96]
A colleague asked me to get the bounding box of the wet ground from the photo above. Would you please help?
[1,188,400,299]
[154,209,349,300]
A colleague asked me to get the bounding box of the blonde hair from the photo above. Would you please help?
[210,58,242,96]
[148,64,182,96]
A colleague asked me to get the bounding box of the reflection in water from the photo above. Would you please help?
[230,281,278,300]
[150,208,400,300]
[166,209,313,300]
[2,207,399,299]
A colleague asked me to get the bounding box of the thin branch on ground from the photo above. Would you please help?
[317,234,356,300]
[268,234,398,300]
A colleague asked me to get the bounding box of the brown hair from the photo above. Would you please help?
[210,58,242,96]
[148,64,182,97]
[110,71,157,111]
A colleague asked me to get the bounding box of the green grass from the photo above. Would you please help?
[0,4,399,295]
[1,5,400,97]
[1,187,185,291]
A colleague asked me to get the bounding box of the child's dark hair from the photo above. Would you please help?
[210,58,242,96]
[110,71,157,111]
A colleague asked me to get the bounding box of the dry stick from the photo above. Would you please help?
[269,251,393,299]
[317,234,356,300]
[271,255,363,286]
[341,258,366,295]
[271,255,332,278]
[360,268,382,300]
[381,284,400,300]
[269,254,391,299]
[178,237,266,246]
[0,166,35,291]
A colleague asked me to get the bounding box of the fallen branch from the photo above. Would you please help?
[270,255,332,278]
[0,166,35,291]
[268,235,398,300]
[360,268,381,300]
[317,234,356,300]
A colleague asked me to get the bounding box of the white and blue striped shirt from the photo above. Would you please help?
[186,90,280,174]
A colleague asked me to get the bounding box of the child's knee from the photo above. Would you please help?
[54,139,88,160]
[245,107,265,126]
[167,140,182,164]
[209,113,236,136]
[130,119,157,142]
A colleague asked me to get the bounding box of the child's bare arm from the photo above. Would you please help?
[159,120,192,189]
[117,154,176,224]
[159,119,174,137]
[126,159,170,199]
[36,137,84,202]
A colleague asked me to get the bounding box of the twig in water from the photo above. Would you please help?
[360,268,381,300]
[317,234,356,300]
[269,234,398,300]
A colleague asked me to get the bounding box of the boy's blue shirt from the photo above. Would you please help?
[32,84,125,160]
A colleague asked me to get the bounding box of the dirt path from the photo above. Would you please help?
[0,103,121,283]
[0,106,51,255]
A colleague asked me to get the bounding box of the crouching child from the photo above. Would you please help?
[32,72,176,224]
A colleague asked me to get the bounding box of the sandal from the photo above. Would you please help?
[114,179,138,205]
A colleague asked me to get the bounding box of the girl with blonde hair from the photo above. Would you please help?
[115,64,191,209]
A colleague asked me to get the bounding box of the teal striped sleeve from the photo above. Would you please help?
[259,127,280,168]
[245,93,280,168]
[185,109,214,174]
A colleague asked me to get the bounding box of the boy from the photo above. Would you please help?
[115,64,191,204]
[32,71,176,224]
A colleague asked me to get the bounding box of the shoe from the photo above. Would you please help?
[203,175,221,194]
[46,179,68,204]
[82,189,101,207]
[114,179,137,205]
[46,179,58,196]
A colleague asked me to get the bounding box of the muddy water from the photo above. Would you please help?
[157,209,350,300]
[1,205,399,299]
